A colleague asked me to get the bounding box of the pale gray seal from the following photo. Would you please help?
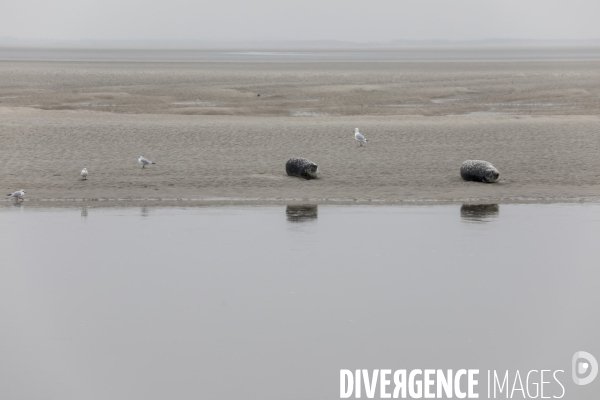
[286,158,318,180]
[460,160,499,183]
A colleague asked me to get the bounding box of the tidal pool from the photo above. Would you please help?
[0,204,599,399]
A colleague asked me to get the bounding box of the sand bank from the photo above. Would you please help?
[1,61,599,203]
[1,109,599,203]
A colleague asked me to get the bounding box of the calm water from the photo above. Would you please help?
[2,47,600,62]
[0,204,599,399]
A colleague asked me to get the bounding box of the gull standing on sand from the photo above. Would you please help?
[354,128,369,146]
[80,168,88,180]
[7,189,26,202]
[138,156,156,168]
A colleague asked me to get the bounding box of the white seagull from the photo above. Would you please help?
[80,168,88,180]
[7,189,26,201]
[354,128,369,146]
[138,156,156,169]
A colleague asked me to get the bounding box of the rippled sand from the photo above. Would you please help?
[1,61,600,203]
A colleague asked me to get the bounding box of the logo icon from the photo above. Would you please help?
[572,351,598,385]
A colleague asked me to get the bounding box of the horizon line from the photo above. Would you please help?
[2,37,600,49]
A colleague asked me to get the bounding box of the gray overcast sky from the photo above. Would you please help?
[2,0,600,42]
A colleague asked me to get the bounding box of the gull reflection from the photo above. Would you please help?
[286,204,318,223]
[460,204,499,223]
[141,206,150,217]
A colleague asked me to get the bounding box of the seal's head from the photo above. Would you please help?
[306,163,319,179]
[482,167,500,183]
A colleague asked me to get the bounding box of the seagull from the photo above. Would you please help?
[354,128,369,146]
[7,189,25,201]
[138,156,156,169]
[80,168,88,180]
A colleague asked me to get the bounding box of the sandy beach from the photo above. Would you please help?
[1,59,600,203]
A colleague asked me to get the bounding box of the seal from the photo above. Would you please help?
[460,160,499,183]
[286,158,319,180]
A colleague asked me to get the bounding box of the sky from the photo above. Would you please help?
[2,0,600,43]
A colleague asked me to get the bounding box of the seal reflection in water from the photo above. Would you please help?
[286,158,319,180]
[460,204,499,223]
[460,160,499,183]
[286,205,318,223]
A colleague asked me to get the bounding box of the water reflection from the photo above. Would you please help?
[460,204,499,223]
[285,204,318,222]
[0,204,598,400]
[141,206,150,217]
[80,205,88,219]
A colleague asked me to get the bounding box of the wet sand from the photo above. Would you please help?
[1,60,600,203]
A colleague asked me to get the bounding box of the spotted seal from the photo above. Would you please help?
[460,160,499,183]
[286,158,319,180]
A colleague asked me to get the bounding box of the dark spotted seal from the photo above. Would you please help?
[286,158,319,180]
[460,160,499,183]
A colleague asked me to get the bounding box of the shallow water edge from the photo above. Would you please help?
[2,195,599,209]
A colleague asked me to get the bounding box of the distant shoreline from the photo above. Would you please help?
[2,45,600,63]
